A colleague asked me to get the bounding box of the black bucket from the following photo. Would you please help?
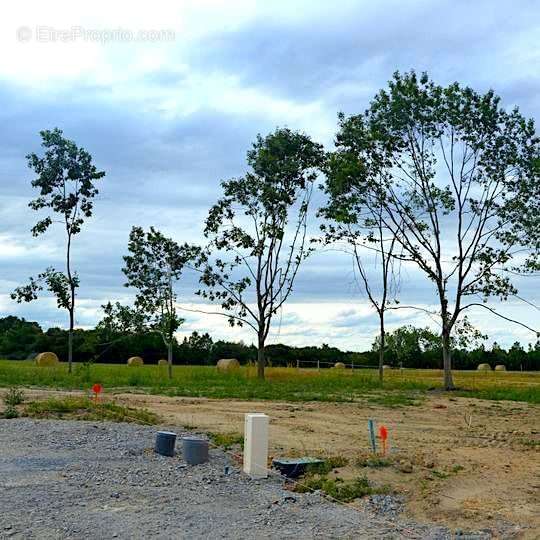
[182,437,209,465]
[155,431,177,457]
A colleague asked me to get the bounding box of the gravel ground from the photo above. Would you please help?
[0,419,490,539]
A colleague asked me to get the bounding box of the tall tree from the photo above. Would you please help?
[328,71,540,389]
[12,128,105,372]
[321,156,401,383]
[197,128,324,379]
[119,226,196,378]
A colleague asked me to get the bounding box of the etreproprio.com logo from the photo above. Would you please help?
[16,25,176,44]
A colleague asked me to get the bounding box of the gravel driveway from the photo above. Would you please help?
[0,419,483,539]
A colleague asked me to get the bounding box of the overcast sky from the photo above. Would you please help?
[1,0,539,351]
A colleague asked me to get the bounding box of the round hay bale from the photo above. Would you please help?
[127,356,144,367]
[494,364,506,371]
[157,359,168,366]
[35,352,59,367]
[334,362,346,369]
[477,363,491,371]
[216,358,240,372]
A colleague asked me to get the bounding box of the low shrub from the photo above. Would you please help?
[356,455,393,468]
[294,475,388,502]
[209,432,244,450]
[24,397,159,424]
[3,387,24,407]
[3,404,19,419]
[306,455,349,475]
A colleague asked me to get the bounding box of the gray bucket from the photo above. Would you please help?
[155,431,177,457]
[182,437,209,465]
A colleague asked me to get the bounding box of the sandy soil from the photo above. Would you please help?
[12,389,540,538]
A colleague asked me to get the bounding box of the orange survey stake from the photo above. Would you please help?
[378,425,388,455]
[92,383,103,402]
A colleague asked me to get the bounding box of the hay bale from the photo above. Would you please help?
[127,356,144,367]
[494,364,506,371]
[382,364,392,370]
[334,362,346,369]
[477,363,491,371]
[216,358,240,372]
[35,352,59,367]
[158,359,168,366]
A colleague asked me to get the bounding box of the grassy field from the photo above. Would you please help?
[1,360,538,404]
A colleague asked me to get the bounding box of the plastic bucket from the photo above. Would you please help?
[182,437,209,465]
[155,431,177,457]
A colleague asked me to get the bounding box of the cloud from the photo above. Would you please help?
[0,1,538,351]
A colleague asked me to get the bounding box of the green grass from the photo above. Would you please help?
[23,397,159,424]
[294,474,390,502]
[0,360,538,404]
[455,387,540,403]
[3,387,24,407]
[208,431,244,450]
[306,455,349,475]
[356,456,393,468]
[366,392,422,407]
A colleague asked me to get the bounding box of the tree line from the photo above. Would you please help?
[1,316,538,371]
[8,71,540,387]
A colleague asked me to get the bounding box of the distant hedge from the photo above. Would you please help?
[0,316,538,370]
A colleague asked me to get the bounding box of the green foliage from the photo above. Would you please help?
[373,324,486,368]
[306,455,349,475]
[197,128,324,377]
[100,227,200,378]
[10,128,105,367]
[209,432,244,450]
[0,316,43,360]
[26,128,105,236]
[323,70,540,389]
[2,387,24,419]
[12,267,76,310]
[3,387,24,407]
[0,360,538,403]
[74,360,93,383]
[121,227,198,342]
[356,456,393,468]
[367,392,422,407]
[24,397,158,424]
[294,475,387,502]
[1,316,538,371]
[3,404,19,419]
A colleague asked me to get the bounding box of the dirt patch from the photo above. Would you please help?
[8,388,540,538]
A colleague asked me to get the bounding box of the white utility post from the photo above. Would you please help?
[243,413,269,479]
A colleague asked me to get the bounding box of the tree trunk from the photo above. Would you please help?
[68,307,74,374]
[442,328,455,390]
[378,313,385,384]
[167,341,173,380]
[66,231,74,375]
[257,335,265,380]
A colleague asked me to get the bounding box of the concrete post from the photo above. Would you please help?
[243,413,269,479]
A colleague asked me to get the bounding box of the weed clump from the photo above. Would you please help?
[2,387,25,419]
[306,455,349,475]
[294,475,389,502]
[209,432,244,450]
[24,397,159,424]
[4,387,24,407]
[356,455,392,468]
[3,404,19,419]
